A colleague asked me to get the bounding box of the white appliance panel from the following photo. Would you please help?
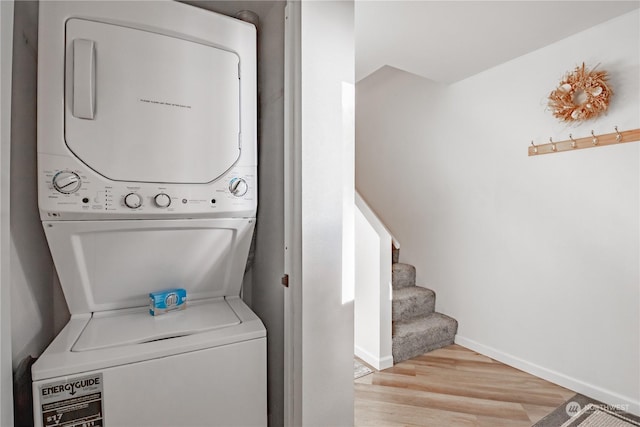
[64,19,241,184]
[44,219,255,314]
[33,337,267,427]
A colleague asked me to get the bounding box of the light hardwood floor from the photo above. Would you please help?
[355,344,576,427]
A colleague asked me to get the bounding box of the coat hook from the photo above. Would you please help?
[591,130,598,145]
[569,134,577,148]
[550,137,557,152]
[530,141,538,154]
[615,126,622,142]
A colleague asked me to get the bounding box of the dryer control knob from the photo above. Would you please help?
[154,193,171,208]
[52,171,82,194]
[124,193,143,209]
[229,178,248,197]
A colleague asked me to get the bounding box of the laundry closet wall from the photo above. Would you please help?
[357,9,640,413]
[236,3,286,426]
[10,0,67,370]
[1,1,15,423]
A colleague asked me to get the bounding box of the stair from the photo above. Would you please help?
[392,258,458,364]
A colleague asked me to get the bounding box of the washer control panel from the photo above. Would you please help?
[39,154,256,220]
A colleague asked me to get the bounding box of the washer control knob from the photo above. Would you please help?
[124,193,143,209]
[154,193,171,208]
[229,178,248,197]
[52,171,82,194]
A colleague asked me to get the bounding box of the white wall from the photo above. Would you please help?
[300,1,354,423]
[357,10,640,413]
[354,194,393,370]
[285,1,355,425]
[1,1,15,424]
[354,209,382,366]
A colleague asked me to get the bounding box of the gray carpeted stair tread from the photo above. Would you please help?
[392,312,458,363]
[392,286,435,322]
[392,263,415,289]
[389,249,459,364]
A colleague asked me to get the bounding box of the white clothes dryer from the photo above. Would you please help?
[32,2,265,426]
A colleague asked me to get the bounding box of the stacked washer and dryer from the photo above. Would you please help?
[32,1,266,426]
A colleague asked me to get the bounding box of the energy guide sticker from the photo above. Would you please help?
[40,373,104,427]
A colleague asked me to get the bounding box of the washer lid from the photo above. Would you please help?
[31,298,265,381]
[72,298,240,352]
[43,218,255,315]
[64,18,241,184]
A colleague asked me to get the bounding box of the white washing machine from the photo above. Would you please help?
[32,1,266,426]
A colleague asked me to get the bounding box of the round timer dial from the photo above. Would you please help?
[229,178,248,197]
[52,171,82,194]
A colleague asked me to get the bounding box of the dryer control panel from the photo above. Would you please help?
[39,154,256,220]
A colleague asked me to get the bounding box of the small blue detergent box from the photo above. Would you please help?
[149,288,187,316]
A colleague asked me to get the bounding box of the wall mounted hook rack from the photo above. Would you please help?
[528,127,640,156]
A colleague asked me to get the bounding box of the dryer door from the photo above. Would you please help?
[64,19,241,184]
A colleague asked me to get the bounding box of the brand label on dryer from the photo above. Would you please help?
[40,373,104,427]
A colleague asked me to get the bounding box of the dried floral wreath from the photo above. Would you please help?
[548,63,612,122]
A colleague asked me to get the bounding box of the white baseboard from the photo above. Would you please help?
[354,345,393,371]
[455,335,640,416]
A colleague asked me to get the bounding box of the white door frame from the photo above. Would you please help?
[0,0,15,424]
[283,1,355,425]
[283,2,302,425]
